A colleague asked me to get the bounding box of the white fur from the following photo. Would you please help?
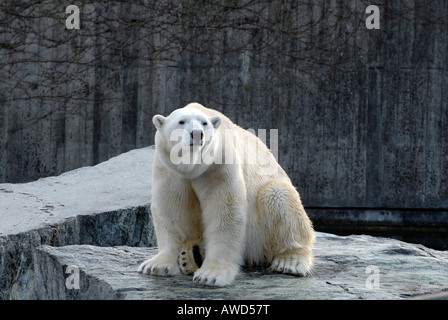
[138,103,315,286]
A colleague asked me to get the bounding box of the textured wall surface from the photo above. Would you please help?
[1,0,447,209]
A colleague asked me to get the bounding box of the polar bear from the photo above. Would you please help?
[138,102,315,286]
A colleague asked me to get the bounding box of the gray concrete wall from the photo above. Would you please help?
[1,0,447,210]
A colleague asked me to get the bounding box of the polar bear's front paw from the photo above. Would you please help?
[268,252,312,276]
[193,260,238,286]
[138,253,180,276]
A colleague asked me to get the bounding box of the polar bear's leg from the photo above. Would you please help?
[257,179,315,276]
[138,174,201,276]
[191,170,247,286]
[137,203,183,276]
[191,199,246,286]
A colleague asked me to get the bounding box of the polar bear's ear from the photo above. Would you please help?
[211,115,222,129]
[152,115,166,129]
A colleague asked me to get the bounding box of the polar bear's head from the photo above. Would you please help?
[153,108,221,149]
[152,106,222,177]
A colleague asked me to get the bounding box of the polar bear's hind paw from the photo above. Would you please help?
[268,252,313,277]
[178,243,204,275]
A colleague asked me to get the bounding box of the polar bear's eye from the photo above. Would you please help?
[179,120,185,125]
[203,122,208,126]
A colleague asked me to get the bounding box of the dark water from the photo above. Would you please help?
[316,227,448,251]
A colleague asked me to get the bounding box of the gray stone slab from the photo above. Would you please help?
[0,146,156,299]
[0,146,154,236]
[34,234,448,300]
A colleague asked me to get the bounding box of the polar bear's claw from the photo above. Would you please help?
[138,254,180,276]
[268,253,312,277]
[192,260,238,286]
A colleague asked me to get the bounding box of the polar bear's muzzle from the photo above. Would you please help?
[190,129,204,146]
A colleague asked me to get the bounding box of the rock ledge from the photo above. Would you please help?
[34,234,448,300]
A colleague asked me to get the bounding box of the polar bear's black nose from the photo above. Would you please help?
[191,130,204,141]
